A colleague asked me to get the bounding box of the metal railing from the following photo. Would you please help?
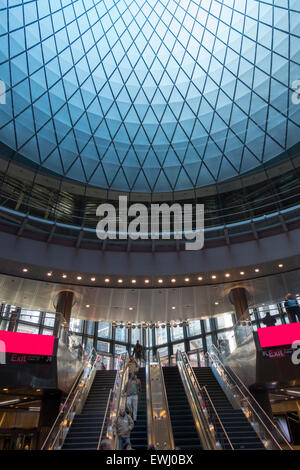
[177,350,220,450]
[97,389,113,450]
[106,351,129,450]
[206,344,293,450]
[41,347,98,450]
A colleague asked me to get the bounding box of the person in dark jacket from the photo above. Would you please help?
[261,312,277,327]
[284,294,300,323]
[133,340,143,365]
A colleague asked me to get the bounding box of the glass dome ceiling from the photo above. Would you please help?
[0,0,299,193]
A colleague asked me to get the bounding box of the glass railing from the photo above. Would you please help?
[206,344,293,450]
[41,347,98,450]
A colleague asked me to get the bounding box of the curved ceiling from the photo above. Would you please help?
[0,0,299,192]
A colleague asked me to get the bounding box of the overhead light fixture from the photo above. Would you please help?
[158,279,163,284]
[47,272,52,277]
[22,268,28,273]
[215,302,219,305]
[198,276,203,281]
[91,277,96,282]
[225,273,230,278]
[211,275,216,279]
[278,264,283,268]
[131,279,136,284]
[118,279,123,283]
[86,304,90,308]
[240,271,245,275]
[171,278,176,283]
[144,279,150,284]
[129,307,134,311]
[77,276,82,280]
[105,278,110,283]
[254,268,260,273]
[185,277,190,282]
[62,274,67,279]
[172,306,176,310]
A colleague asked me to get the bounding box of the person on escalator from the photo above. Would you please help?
[133,340,144,366]
[124,373,141,422]
[284,294,300,323]
[261,311,277,327]
[113,407,134,450]
[126,356,139,375]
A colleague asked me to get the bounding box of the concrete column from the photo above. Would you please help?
[55,291,74,326]
[229,287,249,321]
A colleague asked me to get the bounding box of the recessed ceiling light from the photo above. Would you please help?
[129,307,133,311]
[215,301,219,305]
[254,268,260,273]
[131,279,136,284]
[62,274,67,279]
[198,276,203,281]
[171,278,176,283]
[211,275,216,279]
[145,279,150,284]
[278,264,283,268]
[118,279,123,283]
[172,306,176,310]
[86,304,90,308]
[91,277,96,282]
[47,272,52,277]
[225,273,230,278]
[77,276,82,280]
[22,268,28,273]
[185,277,190,282]
[3,388,8,391]
[158,279,163,283]
[240,271,245,275]
[105,278,110,283]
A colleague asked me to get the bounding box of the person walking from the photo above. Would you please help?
[125,373,141,422]
[113,407,134,450]
[126,355,139,375]
[284,294,300,323]
[133,340,143,366]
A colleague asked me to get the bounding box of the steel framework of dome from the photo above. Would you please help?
[0,0,299,193]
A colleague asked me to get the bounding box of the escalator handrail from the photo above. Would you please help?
[41,347,98,450]
[207,344,293,450]
[200,385,234,450]
[97,388,113,450]
[145,350,154,448]
[176,350,218,450]
[157,351,175,450]
[181,351,234,450]
[106,351,129,449]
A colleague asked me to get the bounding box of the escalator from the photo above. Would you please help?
[62,370,116,450]
[129,368,147,450]
[193,367,265,450]
[163,367,202,450]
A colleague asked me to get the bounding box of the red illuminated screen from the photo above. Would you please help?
[257,322,300,348]
[0,330,55,355]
